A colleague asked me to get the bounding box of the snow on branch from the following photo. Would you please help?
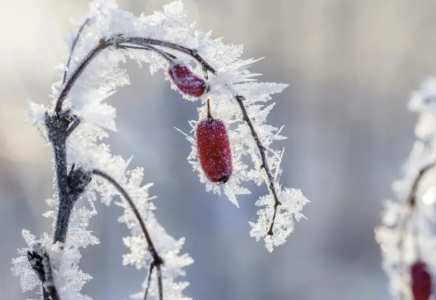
[13,1,308,300]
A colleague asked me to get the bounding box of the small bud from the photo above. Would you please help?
[196,102,232,183]
[169,64,207,97]
[411,261,432,300]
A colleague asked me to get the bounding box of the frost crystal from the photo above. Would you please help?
[13,1,308,299]
[376,77,436,299]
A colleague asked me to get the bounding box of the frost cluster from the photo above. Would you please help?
[13,1,308,299]
[376,78,436,299]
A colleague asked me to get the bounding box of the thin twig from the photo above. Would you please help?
[143,263,155,300]
[117,43,176,62]
[55,39,110,114]
[91,169,164,300]
[62,18,91,85]
[156,264,163,300]
[235,95,281,235]
[118,36,216,74]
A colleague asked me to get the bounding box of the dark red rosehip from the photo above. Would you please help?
[168,64,207,97]
[411,261,432,300]
[196,111,232,183]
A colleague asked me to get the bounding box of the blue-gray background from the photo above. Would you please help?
[2,0,436,299]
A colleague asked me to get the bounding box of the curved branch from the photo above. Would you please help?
[55,39,110,114]
[118,36,216,74]
[91,169,164,300]
[55,37,179,114]
[55,34,285,235]
[117,43,176,63]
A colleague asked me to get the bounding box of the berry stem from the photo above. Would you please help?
[207,99,212,119]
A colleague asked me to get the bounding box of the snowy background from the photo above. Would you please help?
[3,0,436,299]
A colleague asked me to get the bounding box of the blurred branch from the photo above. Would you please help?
[92,169,164,300]
[398,161,436,300]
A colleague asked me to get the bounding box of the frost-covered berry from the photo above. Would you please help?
[196,102,232,183]
[411,261,432,300]
[169,64,207,97]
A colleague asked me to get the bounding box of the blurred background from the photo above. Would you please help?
[3,0,436,299]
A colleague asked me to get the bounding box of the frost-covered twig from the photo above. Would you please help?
[234,95,281,235]
[62,18,91,85]
[92,169,164,300]
[27,243,61,300]
[54,35,215,113]
[55,39,108,114]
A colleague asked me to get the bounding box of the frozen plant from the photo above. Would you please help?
[376,78,436,300]
[12,1,308,300]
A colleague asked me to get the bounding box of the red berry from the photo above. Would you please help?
[196,114,232,183]
[168,64,207,97]
[411,261,432,300]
